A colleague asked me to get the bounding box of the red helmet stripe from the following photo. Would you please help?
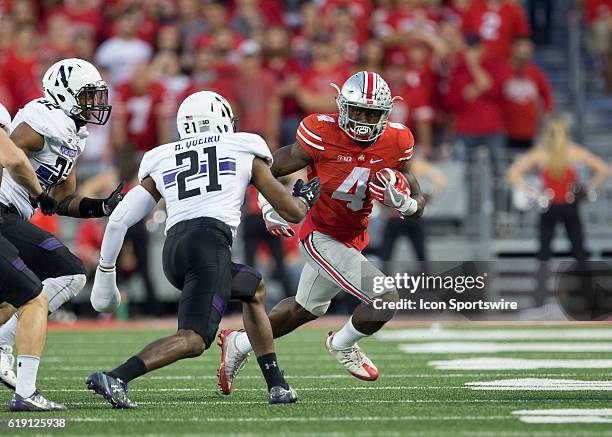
[366,72,375,99]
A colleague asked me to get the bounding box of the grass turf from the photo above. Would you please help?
[0,324,611,436]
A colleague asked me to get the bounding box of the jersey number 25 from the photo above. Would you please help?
[331,167,370,211]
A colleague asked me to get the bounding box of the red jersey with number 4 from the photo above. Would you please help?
[296,113,414,251]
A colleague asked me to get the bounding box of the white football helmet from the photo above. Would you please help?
[176,91,236,139]
[0,103,11,134]
[42,58,111,125]
[332,71,395,142]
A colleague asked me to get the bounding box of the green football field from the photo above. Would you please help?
[1,323,611,436]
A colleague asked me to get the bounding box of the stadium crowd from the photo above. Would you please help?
[0,0,609,314]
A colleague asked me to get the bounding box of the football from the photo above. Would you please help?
[375,168,397,187]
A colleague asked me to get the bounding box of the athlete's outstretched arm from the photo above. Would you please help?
[270,141,313,177]
[252,158,319,223]
[400,161,426,218]
[52,164,125,218]
[91,179,160,313]
[0,129,44,198]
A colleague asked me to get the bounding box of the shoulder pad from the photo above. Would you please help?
[13,99,74,140]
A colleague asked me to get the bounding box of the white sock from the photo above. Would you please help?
[0,315,18,349]
[331,317,368,350]
[234,331,253,354]
[15,355,39,398]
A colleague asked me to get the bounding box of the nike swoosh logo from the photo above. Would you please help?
[370,158,383,164]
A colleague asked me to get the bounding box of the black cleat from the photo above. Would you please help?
[86,372,136,409]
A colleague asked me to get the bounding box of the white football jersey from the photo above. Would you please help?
[138,132,273,237]
[0,98,87,218]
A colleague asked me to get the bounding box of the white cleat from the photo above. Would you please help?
[10,389,66,411]
[0,346,16,390]
[217,329,250,395]
[324,331,379,381]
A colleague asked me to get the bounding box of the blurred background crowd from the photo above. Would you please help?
[1,0,611,318]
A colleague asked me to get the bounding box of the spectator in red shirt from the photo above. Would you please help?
[463,0,531,61]
[73,28,96,62]
[386,47,435,157]
[48,0,104,42]
[230,0,267,40]
[322,0,372,43]
[180,44,238,109]
[376,0,439,53]
[112,62,174,153]
[1,25,41,112]
[12,0,38,27]
[359,38,386,73]
[155,24,182,55]
[176,0,207,52]
[263,26,303,146]
[296,33,353,114]
[329,6,362,65]
[444,35,506,174]
[0,14,16,64]
[291,3,326,64]
[41,13,75,60]
[234,40,281,147]
[502,36,554,150]
[585,0,612,94]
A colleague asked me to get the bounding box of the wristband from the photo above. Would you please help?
[257,191,270,209]
[79,197,106,218]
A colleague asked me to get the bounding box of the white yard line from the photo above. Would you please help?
[429,358,612,370]
[467,378,612,391]
[401,342,612,353]
[376,329,612,341]
[512,409,612,424]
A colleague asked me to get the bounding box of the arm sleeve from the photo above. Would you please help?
[99,185,157,267]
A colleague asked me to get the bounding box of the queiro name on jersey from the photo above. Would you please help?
[0,98,87,218]
[138,132,273,237]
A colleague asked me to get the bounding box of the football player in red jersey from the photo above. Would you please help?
[218,71,426,393]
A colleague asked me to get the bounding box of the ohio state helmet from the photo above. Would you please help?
[332,71,395,142]
[42,58,111,125]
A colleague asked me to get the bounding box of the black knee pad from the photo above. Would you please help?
[230,263,262,303]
